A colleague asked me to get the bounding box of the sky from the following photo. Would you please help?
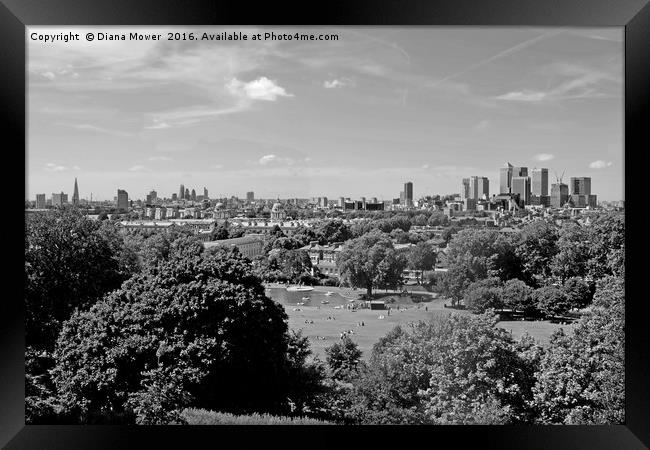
[27,27,624,201]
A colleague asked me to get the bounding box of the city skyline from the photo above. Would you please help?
[28,27,623,201]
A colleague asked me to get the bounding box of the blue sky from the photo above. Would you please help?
[27,27,623,201]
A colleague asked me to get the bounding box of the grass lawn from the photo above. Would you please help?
[283,293,574,360]
[284,297,470,360]
[496,319,575,346]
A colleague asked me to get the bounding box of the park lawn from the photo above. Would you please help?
[285,297,470,360]
[284,296,573,360]
[496,319,575,346]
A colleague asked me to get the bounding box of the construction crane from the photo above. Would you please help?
[554,170,565,184]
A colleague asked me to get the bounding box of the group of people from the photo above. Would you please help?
[339,329,355,339]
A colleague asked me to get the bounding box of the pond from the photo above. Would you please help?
[266,287,352,308]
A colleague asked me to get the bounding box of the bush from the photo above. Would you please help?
[51,241,321,423]
[179,409,334,425]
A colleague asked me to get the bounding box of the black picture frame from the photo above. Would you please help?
[3,0,648,448]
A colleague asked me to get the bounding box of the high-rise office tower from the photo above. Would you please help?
[172,193,178,201]
[247,191,254,202]
[550,183,569,208]
[117,189,129,210]
[36,194,46,209]
[52,192,68,207]
[499,162,513,194]
[461,178,470,199]
[185,188,190,200]
[403,181,413,206]
[338,197,345,207]
[191,189,197,201]
[469,176,489,200]
[532,168,549,196]
[179,184,185,200]
[512,176,531,206]
[72,178,79,205]
[513,166,528,178]
[570,177,591,195]
[203,187,209,199]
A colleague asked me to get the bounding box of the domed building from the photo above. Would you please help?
[271,201,287,220]
[214,202,231,219]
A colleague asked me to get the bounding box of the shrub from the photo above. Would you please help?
[179,409,334,425]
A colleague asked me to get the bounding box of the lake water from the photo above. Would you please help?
[266,287,352,308]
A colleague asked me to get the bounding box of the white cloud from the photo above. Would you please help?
[533,153,555,161]
[128,165,149,172]
[214,164,224,169]
[589,160,613,169]
[323,77,353,89]
[42,71,56,80]
[258,154,295,166]
[227,76,292,101]
[148,156,173,161]
[72,165,81,170]
[496,91,547,102]
[44,163,67,172]
[421,164,430,169]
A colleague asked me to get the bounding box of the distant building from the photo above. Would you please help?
[52,192,68,207]
[117,189,129,210]
[171,193,178,201]
[185,188,190,200]
[511,176,531,206]
[246,191,254,202]
[570,177,592,196]
[203,187,209,200]
[72,178,79,205]
[154,207,167,220]
[461,178,470,199]
[179,184,185,200]
[300,241,343,278]
[469,176,489,200]
[318,197,328,208]
[499,162,513,194]
[271,202,287,220]
[338,197,345,208]
[204,235,264,259]
[550,183,569,208]
[532,168,549,197]
[403,181,413,207]
[36,194,46,209]
[191,189,197,201]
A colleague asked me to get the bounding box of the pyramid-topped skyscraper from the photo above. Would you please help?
[72,178,79,205]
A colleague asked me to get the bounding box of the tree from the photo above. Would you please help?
[562,277,594,310]
[25,208,129,351]
[515,221,559,287]
[550,223,593,283]
[315,220,352,245]
[406,242,437,283]
[501,279,536,314]
[533,285,572,317]
[337,231,405,297]
[51,242,319,424]
[462,277,503,313]
[531,282,624,424]
[325,336,363,382]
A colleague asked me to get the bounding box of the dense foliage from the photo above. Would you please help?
[50,242,322,424]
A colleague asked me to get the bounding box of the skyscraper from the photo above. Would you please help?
[179,184,185,200]
[52,192,68,207]
[461,178,470,199]
[550,183,569,208]
[469,176,489,200]
[72,178,79,205]
[191,189,197,201]
[532,168,549,196]
[247,191,255,202]
[185,188,190,200]
[512,176,531,206]
[513,166,528,178]
[570,177,591,195]
[117,189,129,210]
[36,194,46,209]
[203,187,209,200]
[403,181,413,206]
[499,163,513,194]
